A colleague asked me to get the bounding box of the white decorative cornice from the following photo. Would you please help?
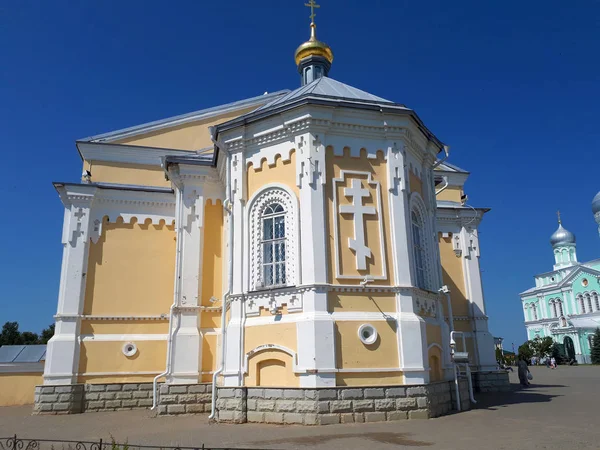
[77,141,197,167]
[57,314,169,321]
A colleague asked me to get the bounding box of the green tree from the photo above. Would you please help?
[0,322,22,346]
[518,341,533,362]
[40,324,55,344]
[531,336,554,358]
[495,347,505,364]
[591,328,600,365]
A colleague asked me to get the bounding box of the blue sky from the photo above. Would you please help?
[1,0,599,349]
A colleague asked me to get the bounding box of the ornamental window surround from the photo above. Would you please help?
[411,209,427,290]
[249,187,297,291]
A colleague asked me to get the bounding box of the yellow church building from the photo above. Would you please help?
[34,4,508,423]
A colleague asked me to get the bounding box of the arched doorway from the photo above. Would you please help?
[564,336,576,361]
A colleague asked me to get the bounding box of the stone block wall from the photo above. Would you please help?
[472,371,511,393]
[33,384,84,414]
[216,379,470,425]
[84,383,155,411]
[157,383,213,415]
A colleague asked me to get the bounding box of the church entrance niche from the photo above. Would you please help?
[564,336,576,361]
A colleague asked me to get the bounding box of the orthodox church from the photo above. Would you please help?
[520,198,600,364]
[36,3,506,422]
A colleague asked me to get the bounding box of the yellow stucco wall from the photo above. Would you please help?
[438,234,470,316]
[78,340,166,376]
[428,346,443,382]
[80,320,169,335]
[328,292,396,313]
[84,219,176,316]
[436,186,463,203]
[0,373,43,406]
[83,161,171,188]
[336,372,403,386]
[426,323,442,347]
[409,171,423,197]
[201,334,218,379]
[201,200,224,307]
[326,148,393,285]
[244,323,297,354]
[79,375,163,384]
[245,350,299,387]
[247,151,299,200]
[334,320,399,369]
[116,106,259,150]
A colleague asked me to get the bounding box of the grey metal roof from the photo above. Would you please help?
[0,345,46,363]
[435,161,469,174]
[550,223,576,247]
[255,77,396,113]
[80,90,290,143]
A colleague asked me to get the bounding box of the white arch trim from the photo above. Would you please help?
[245,183,300,291]
[408,191,434,291]
[242,344,299,374]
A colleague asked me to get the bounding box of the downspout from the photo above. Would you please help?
[209,134,234,420]
[152,171,185,409]
[435,176,449,196]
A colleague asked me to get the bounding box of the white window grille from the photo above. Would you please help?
[586,293,593,313]
[261,203,287,287]
[578,294,586,314]
[411,210,427,290]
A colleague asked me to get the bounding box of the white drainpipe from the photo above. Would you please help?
[152,179,185,409]
[209,139,234,420]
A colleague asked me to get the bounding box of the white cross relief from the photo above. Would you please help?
[339,179,376,270]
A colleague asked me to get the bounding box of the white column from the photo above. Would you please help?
[44,185,97,385]
[295,131,335,386]
[223,149,246,386]
[169,169,206,384]
[460,225,496,371]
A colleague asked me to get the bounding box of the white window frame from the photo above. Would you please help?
[409,193,432,291]
[248,186,298,291]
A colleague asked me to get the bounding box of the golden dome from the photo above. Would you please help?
[294,23,334,66]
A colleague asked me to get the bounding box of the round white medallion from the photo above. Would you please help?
[358,324,378,345]
[122,342,138,357]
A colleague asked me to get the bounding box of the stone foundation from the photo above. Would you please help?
[472,370,511,393]
[33,384,84,414]
[157,383,213,415]
[83,383,155,411]
[215,379,471,425]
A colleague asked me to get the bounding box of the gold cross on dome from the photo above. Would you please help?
[557,210,562,224]
[304,0,320,24]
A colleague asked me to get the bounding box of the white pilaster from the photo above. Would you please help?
[397,289,429,384]
[459,225,496,371]
[294,131,336,386]
[44,184,97,385]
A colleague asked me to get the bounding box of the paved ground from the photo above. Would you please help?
[1,366,600,449]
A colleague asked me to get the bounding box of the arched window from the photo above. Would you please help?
[411,210,427,290]
[550,300,557,318]
[557,300,564,317]
[261,203,286,287]
[249,187,297,290]
[578,294,586,314]
[593,292,600,311]
[532,304,538,321]
[586,293,593,314]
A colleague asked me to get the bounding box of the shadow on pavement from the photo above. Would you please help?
[247,432,432,447]
[473,383,562,410]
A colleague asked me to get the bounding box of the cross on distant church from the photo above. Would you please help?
[304,0,320,23]
[557,210,562,224]
[340,179,376,270]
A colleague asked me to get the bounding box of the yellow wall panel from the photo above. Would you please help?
[0,373,43,406]
[325,148,393,285]
[79,374,163,384]
[334,320,399,369]
[438,234,470,316]
[201,200,224,307]
[247,151,299,200]
[426,323,442,347]
[336,372,403,386]
[202,334,218,373]
[436,186,463,203]
[116,106,259,150]
[78,340,166,375]
[245,350,299,387]
[80,320,169,335]
[409,171,423,197]
[84,220,175,316]
[428,346,443,382]
[84,161,170,188]
[244,323,297,354]
[200,311,221,328]
[328,292,396,313]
